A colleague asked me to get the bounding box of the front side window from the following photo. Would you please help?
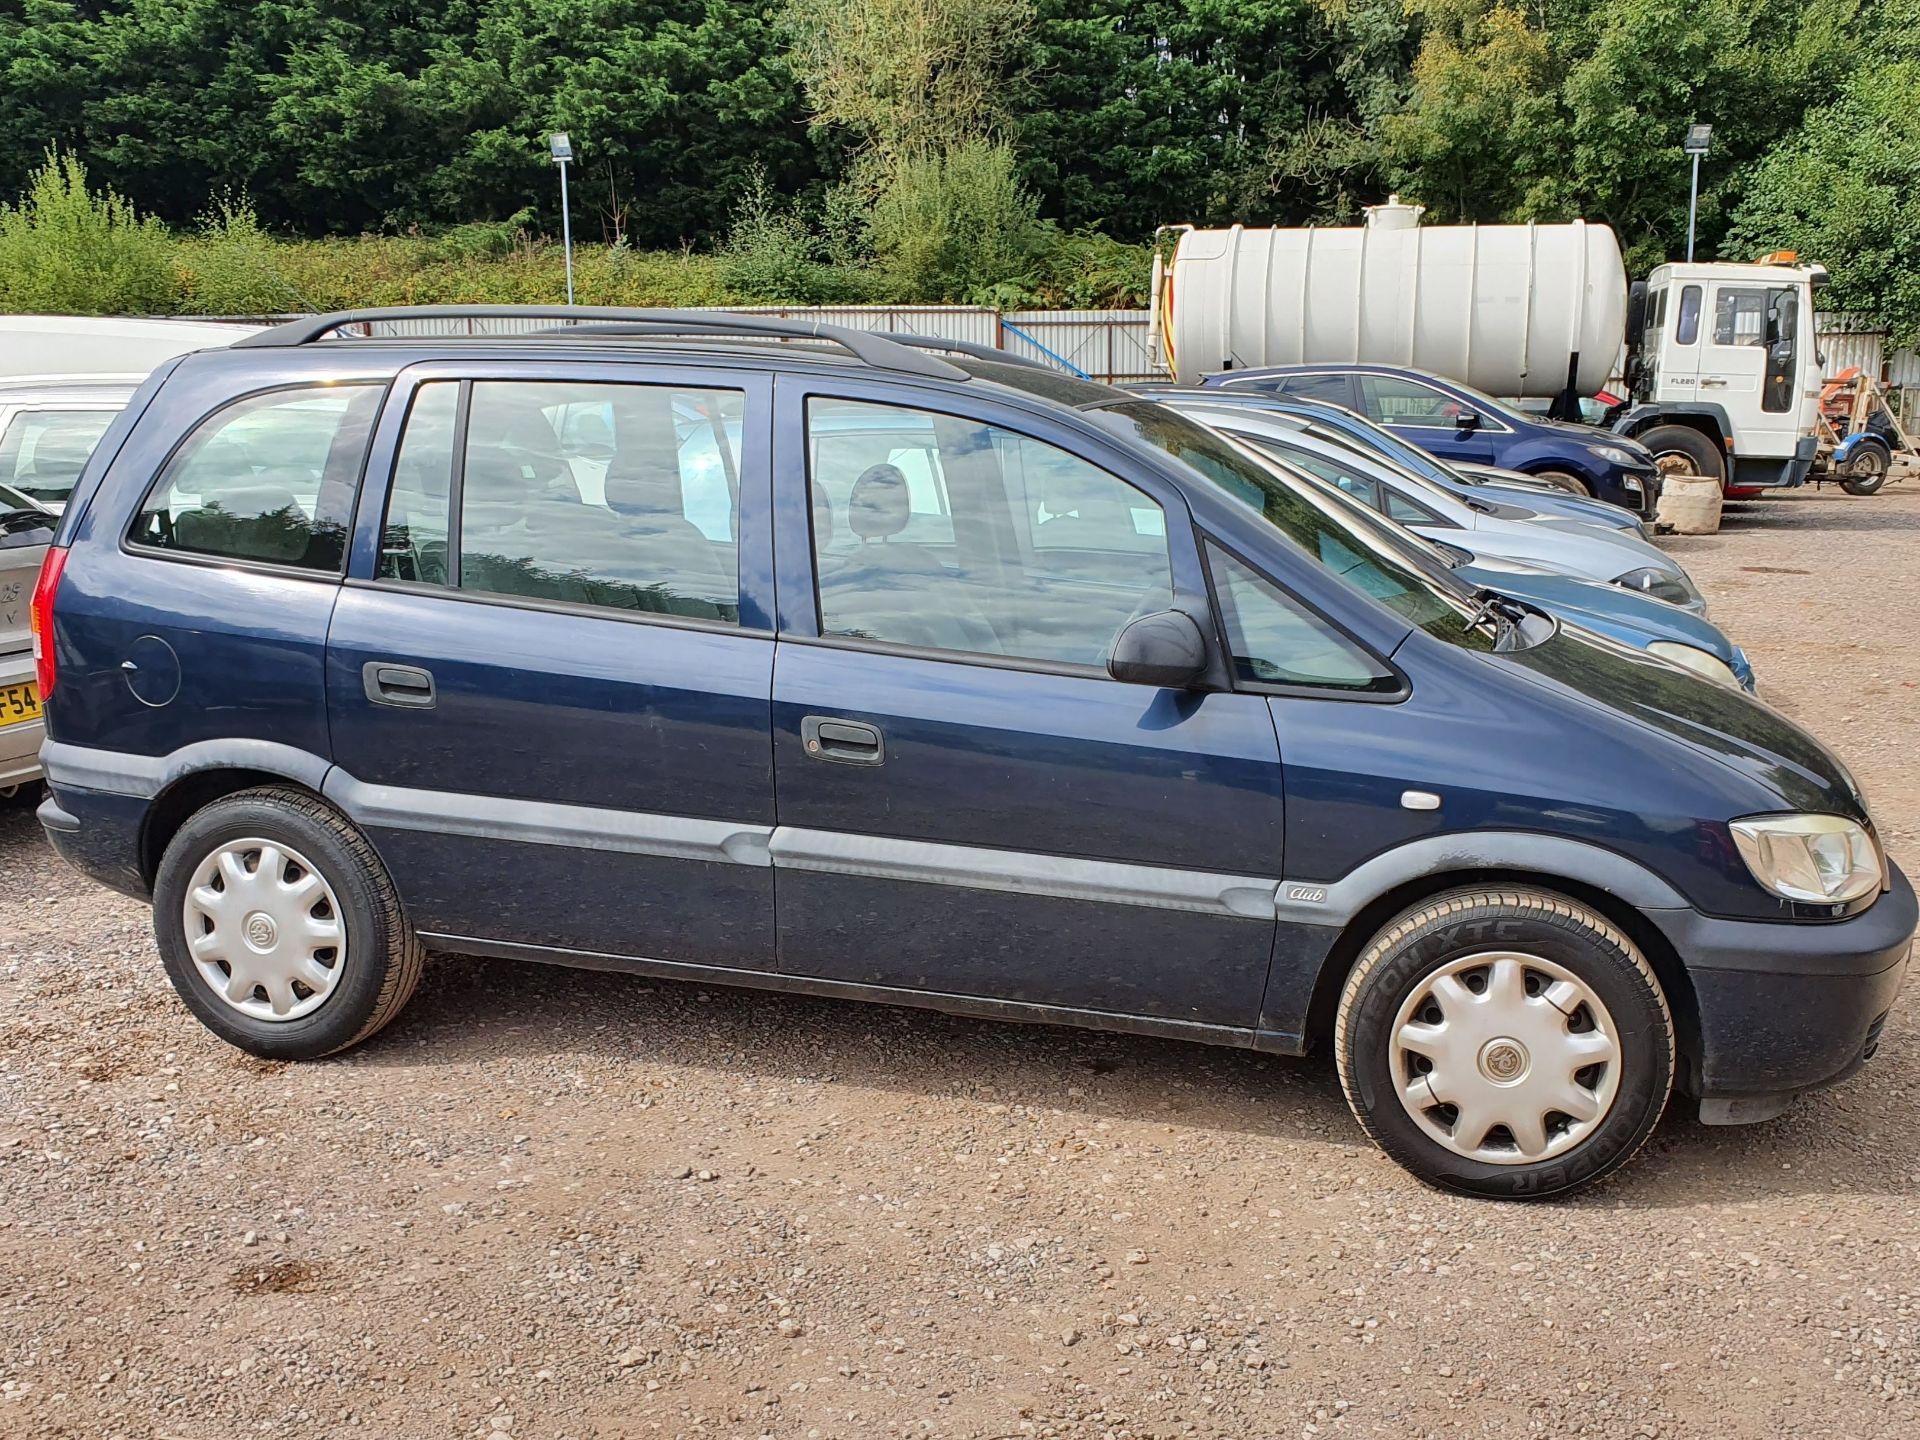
[1358,375,1470,429]
[1208,544,1396,692]
[0,408,119,507]
[808,398,1172,666]
[130,385,381,571]
[1712,287,1770,346]
[377,379,742,623]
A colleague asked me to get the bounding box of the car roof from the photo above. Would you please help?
[203,313,1138,417]
[1209,362,1466,386]
[0,375,142,406]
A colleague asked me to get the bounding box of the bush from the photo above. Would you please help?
[718,170,877,304]
[866,140,1046,302]
[176,192,308,316]
[0,150,180,314]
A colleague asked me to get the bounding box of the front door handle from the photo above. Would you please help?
[1701,377,1728,387]
[801,715,885,766]
[363,661,436,709]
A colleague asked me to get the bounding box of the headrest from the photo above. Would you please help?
[604,447,684,517]
[461,448,535,505]
[847,464,911,541]
[26,426,98,476]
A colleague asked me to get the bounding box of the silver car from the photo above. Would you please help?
[1156,396,1706,613]
[0,377,137,795]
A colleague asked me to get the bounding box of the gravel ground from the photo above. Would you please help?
[2,484,1917,1440]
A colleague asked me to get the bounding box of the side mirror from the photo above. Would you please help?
[1454,409,1482,432]
[1107,609,1208,689]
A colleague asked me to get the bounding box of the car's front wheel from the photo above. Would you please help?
[152,787,424,1060]
[1334,887,1674,1199]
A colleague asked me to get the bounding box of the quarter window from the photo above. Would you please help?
[0,408,118,507]
[808,398,1172,666]
[378,380,743,623]
[1358,376,1470,429]
[130,385,381,571]
[1207,545,1396,692]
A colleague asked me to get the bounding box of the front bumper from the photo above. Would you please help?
[1651,863,1915,1119]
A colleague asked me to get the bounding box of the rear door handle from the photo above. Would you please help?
[363,661,436,709]
[801,715,884,766]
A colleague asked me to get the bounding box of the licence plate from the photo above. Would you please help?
[0,680,40,728]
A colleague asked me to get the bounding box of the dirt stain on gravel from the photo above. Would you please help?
[227,1259,328,1295]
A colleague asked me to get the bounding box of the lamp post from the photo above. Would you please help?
[549,132,575,305]
[1682,123,1712,263]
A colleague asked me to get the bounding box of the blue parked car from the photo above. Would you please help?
[1200,363,1662,515]
[30,308,1912,1199]
[1130,382,1649,538]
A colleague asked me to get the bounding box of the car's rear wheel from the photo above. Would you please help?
[152,786,423,1059]
[1638,425,1725,488]
[1334,887,1674,1199]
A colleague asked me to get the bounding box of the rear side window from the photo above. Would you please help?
[1275,374,1354,407]
[130,386,381,571]
[0,408,119,507]
[377,379,742,624]
[1674,284,1703,345]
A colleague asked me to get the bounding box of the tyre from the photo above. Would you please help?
[1839,440,1892,496]
[1334,887,1674,1199]
[1636,425,1725,488]
[1528,469,1592,497]
[152,786,424,1060]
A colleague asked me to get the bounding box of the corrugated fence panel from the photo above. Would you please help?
[1003,311,1160,383]
[302,305,1168,383]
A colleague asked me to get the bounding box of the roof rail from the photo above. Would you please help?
[873,332,1053,371]
[231,306,970,381]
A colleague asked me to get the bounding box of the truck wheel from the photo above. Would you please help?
[1333,887,1674,1200]
[1637,426,1725,487]
[152,786,425,1060]
[1839,440,1892,496]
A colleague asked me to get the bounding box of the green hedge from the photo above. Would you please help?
[0,153,1149,318]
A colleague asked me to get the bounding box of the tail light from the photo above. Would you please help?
[29,544,68,697]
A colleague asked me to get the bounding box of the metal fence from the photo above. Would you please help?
[1817,312,1920,417]
[300,304,1165,384]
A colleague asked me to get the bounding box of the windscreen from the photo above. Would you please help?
[1097,402,1493,648]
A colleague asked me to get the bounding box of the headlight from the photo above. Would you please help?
[1614,565,1701,609]
[1729,814,1885,903]
[1591,445,1635,466]
[1646,641,1741,688]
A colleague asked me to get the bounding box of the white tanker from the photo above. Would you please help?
[1154,199,1826,493]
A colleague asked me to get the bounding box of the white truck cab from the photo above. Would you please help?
[1617,255,1827,494]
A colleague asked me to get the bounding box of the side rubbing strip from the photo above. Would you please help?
[325,776,774,867]
[770,826,1279,920]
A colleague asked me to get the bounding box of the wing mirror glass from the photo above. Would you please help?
[1107,610,1208,688]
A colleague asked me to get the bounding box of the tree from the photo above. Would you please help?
[1728,55,1920,344]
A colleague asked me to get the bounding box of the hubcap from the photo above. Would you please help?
[1652,450,1697,479]
[181,838,347,1022]
[1390,952,1621,1165]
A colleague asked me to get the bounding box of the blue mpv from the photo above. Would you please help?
[30,310,1914,1199]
